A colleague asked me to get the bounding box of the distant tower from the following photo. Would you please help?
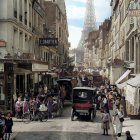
[76,0,96,67]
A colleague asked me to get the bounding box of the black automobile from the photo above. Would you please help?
[71,87,97,121]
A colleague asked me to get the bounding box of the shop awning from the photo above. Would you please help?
[127,74,140,87]
[117,82,127,89]
[116,78,132,89]
[15,68,32,74]
[115,70,131,84]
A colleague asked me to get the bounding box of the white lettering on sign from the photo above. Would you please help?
[39,38,58,46]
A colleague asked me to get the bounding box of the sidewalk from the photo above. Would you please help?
[113,117,140,140]
[110,110,140,140]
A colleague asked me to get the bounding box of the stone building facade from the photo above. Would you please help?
[44,0,69,70]
[0,0,47,111]
[85,0,140,115]
[0,0,69,111]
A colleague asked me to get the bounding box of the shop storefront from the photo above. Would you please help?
[0,59,49,112]
[125,74,140,116]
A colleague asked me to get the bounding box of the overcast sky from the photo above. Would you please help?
[65,0,111,49]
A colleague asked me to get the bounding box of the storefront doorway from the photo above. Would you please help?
[16,75,25,98]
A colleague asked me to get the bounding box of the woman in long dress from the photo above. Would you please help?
[47,96,53,118]
[23,98,29,114]
[15,97,23,118]
[114,107,124,137]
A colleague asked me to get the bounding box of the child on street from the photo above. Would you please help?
[4,112,13,140]
[101,109,110,135]
[126,131,133,140]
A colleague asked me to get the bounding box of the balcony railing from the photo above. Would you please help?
[21,53,35,60]
[13,53,35,60]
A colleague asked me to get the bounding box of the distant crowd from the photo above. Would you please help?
[95,84,133,139]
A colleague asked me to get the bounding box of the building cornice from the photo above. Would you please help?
[0,58,48,65]
[0,19,43,36]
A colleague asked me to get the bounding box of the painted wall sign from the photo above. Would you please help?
[128,10,140,17]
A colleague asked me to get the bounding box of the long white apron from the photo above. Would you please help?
[115,111,123,134]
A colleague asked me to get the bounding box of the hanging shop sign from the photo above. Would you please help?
[128,10,140,17]
[39,38,58,46]
[33,1,44,17]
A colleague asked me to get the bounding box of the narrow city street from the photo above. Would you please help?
[12,102,114,140]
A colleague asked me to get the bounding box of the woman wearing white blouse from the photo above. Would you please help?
[114,107,124,137]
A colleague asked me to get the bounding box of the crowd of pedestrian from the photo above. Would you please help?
[0,112,13,140]
[15,84,61,121]
[0,74,134,140]
[94,83,133,139]
[78,74,125,137]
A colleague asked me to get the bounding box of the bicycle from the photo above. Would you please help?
[37,110,48,122]
[22,112,31,124]
[38,103,49,122]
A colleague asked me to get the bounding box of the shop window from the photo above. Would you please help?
[46,52,48,62]
[24,0,27,25]
[19,0,22,22]
[13,0,17,18]
[29,4,32,28]
[59,27,61,38]
[44,52,46,61]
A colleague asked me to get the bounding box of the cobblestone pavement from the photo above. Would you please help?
[12,102,115,140]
